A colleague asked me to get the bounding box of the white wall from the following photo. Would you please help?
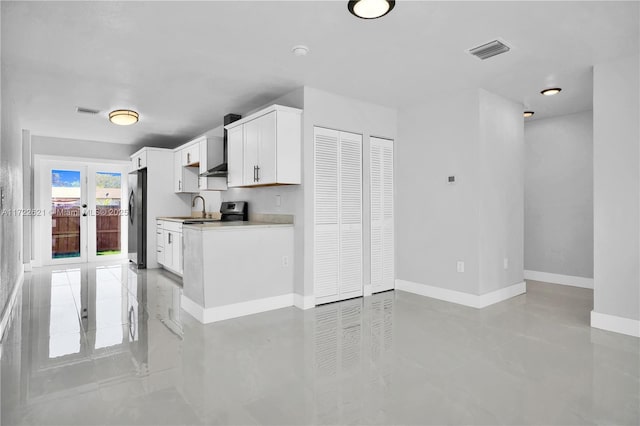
[593,55,639,322]
[397,88,524,296]
[31,135,137,160]
[524,110,594,279]
[478,89,525,294]
[397,89,481,294]
[0,19,24,320]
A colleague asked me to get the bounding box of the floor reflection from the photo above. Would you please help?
[1,264,638,425]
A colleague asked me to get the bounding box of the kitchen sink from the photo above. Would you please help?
[182,218,220,224]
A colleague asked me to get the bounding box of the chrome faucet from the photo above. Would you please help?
[192,195,206,217]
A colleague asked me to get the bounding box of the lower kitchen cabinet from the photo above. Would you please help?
[157,220,183,276]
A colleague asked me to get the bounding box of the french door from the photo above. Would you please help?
[36,158,129,265]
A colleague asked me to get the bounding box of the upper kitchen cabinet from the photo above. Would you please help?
[130,149,148,172]
[225,105,302,187]
[181,143,200,166]
[174,149,198,193]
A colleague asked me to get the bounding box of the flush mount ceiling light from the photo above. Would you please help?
[291,45,310,56]
[523,111,535,118]
[541,88,562,96]
[348,0,395,19]
[109,109,139,125]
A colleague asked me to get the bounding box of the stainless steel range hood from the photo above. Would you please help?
[199,162,227,177]
[199,113,241,178]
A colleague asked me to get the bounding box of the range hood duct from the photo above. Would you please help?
[200,113,241,177]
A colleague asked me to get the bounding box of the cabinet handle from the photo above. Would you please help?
[138,158,141,168]
[253,165,257,182]
[187,152,191,164]
[168,233,172,244]
[256,165,260,182]
[178,180,182,191]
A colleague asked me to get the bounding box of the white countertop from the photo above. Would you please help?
[183,221,293,231]
[157,216,220,223]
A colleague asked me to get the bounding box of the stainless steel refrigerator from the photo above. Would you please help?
[128,169,147,268]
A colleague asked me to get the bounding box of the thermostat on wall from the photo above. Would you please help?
[447,176,456,184]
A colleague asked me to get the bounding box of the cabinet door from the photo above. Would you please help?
[173,232,183,274]
[182,145,200,166]
[156,222,165,265]
[198,139,207,190]
[164,230,175,270]
[174,151,183,193]
[243,118,260,185]
[370,137,394,293]
[227,126,244,187]
[256,111,277,184]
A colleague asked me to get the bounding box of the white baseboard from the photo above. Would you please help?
[591,311,640,338]
[0,266,25,343]
[524,270,593,289]
[182,293,296,324]
[395,279,526,309]
[293,293,315,310]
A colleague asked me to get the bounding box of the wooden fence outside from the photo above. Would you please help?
[52,205,121,257]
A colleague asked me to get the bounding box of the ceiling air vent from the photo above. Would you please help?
[76,106,100,115]
[468,40,510,60]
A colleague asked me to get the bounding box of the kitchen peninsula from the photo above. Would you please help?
[181,220,294,324]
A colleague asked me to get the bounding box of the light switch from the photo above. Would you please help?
[503,258,509,270]
[275,195,281,207]
[457,261,464,273]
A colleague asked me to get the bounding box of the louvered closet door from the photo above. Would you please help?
[314,127,340,301]
[314,127,363,305]
[370,137,394,293]
[339,132,363,300]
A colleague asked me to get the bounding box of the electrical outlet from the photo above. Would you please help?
[282,256,289,267]
[457,261,464,273]
[503,258,509,270]
[275,195,281,207]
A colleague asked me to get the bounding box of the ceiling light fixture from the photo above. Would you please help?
[523,111,535,118]
[541,88,562,96]
[109,109,139,125]
[348,0,395,19]
[291,45,309,56]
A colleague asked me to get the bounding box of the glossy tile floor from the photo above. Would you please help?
[1,262,638,425]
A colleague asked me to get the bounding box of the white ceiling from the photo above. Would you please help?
[2,1,638,148]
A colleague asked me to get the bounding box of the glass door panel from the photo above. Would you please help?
[50,169,85,262]
[94,172,123,257]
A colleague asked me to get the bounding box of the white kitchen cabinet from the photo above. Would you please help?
[130,149,148,171]
[156,221,165,265]
[370,137,395,293]
[227,125,244,188]
[313,127,363,305]
[174,149,198,193]
[157,220,183,276]
[182,143,200,166]
[225,104,301,187]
